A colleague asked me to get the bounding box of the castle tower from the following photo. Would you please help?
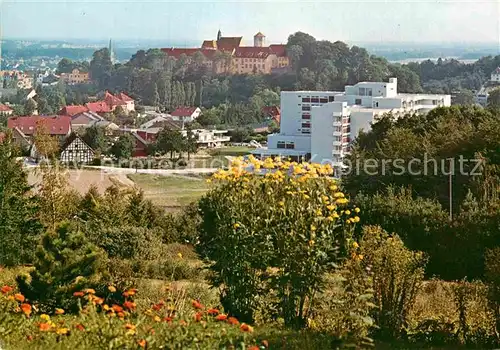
[254,32,265,47]
[217,29,222,41]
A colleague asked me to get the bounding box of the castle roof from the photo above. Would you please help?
[234,47,271,59]
[254,32,265,37]
[216,37,242,52]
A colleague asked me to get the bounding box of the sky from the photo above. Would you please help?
[1,0,499,45]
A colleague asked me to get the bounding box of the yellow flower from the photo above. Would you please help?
[55,308,65,315]
[315,210,322,216]
[326,216,334,222]
[206,179,212,183]
[353,216,360,223]
[329,185,338,191]
[308,240,315,247]
[56,328,69,335]
[326,205,335,211]
[278,201,285,207]
[233,223,241,229]
[177,252,183,259]
[354,207,360,213]
[357,254,364,261]
[345,210,351,215]
[40,314,50,321]
[108,286,116,293]
[352,242,359,249]
[310,225,316,231]
[154,315,161,322]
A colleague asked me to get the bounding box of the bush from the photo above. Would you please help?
[355,225,427,338]
[197,157,357,326]
[16,222,109,313]
[485,247,500,341]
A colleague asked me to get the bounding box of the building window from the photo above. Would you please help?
[286,142,295,149]
[302,114,311,120]
[320,98,328,103]
[329,96,335,102]
[302,97,311,103]
[355,98,362,105]
[302,106,311,111]
[311,97,319,103]
[302,130,311,134]
[277,141,286,149]
[302,123,311,128]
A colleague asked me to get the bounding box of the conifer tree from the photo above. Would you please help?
[17,221,109,313]
[0,133,43,266]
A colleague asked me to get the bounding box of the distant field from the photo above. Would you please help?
[128,174,209,210]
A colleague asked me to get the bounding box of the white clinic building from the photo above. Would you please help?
[253,77,451,170]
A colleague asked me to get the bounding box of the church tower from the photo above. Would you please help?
[217,29,222,41]
[108,39,115,64]
[254,32,265,47]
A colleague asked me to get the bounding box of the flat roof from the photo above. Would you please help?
[251,148,309,156]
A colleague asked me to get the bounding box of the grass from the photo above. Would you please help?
[208,146,253,157]
[128,174,209,209]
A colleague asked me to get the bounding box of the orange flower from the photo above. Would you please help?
[108,286,117,293]
[123,301,136,310]
[14,293,25,302]
[215,314,228,321]
[207,308,220,316]
[191,300,204,310]
[227,317,239,325]
[194,312,203,322]
[152,303,163,311]
[248,346,259,350]
[123,288,137,297]
[38,322,51,331]
[21,303,32,316]
[73,291,84,297]
[93,297,104,305]
[138,339,147,348]
[117,312,125,318]
[75,323,85,331]
[83,288,96,295]
[1,285,13,294]
[179,320,187,326]
[240,323,254,333]
[55,308,65,315]
[112,304,124,313]
[124,323,136,330]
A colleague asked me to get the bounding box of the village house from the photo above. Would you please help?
[7,115,72,158]
[262,106,281,125]
[170,107,202,123]
[59,69,90,85]
[0,103,14,116]
[59,133,95,164]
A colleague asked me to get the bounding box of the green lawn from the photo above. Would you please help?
[208,146,253,157]
[128,174,209,209]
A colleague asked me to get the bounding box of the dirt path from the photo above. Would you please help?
[28,169,134,194]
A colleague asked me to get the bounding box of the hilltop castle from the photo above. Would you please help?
[161,30,290,75]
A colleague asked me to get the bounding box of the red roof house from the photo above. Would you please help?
[268,44,287,57]
[234,47,271,59]
[132,130,158,157]
[58,105,89,117]
[262,106,281,124]
[0,103,13,115]
[86,101,112,114]
[7,116,72,137]
[170,107,202,122]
